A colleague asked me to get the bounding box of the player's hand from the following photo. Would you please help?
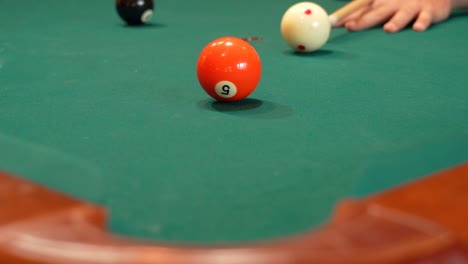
[334,0,455,33]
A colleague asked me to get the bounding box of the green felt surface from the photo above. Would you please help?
[0,0,467,243]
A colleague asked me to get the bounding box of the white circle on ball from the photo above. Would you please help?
[141,10,153,23]
[215,81,237,98]
[281,2,331,52]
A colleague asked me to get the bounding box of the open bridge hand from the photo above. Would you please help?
[334,0,468,33]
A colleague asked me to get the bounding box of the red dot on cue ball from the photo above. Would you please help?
[197,37,262,102]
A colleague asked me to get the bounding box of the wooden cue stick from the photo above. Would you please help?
[329,0,374,26]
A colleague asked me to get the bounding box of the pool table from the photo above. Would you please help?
[0,0,467,263]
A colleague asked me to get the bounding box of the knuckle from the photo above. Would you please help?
[401,3,419,14]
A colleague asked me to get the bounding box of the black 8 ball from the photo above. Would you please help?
[116,0,154,25]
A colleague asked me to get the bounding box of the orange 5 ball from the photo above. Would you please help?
[197,37,262,102]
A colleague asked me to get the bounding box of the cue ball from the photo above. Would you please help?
[197,37,262,102]
[281,2,331,52]
[116,0,154,25]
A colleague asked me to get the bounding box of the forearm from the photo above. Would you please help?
[452,0,468,8]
